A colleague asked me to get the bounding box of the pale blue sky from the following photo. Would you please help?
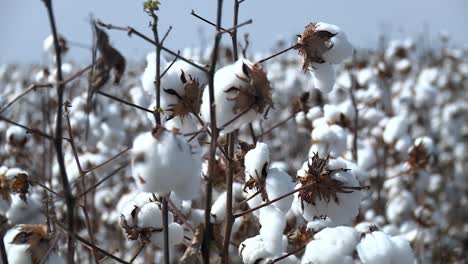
[1,0,467,63]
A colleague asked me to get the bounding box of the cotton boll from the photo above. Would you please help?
[131,128,202,200]
[141,52,168,95]
[138,202,163,228]
[383,116,409,144]
[357,231,414,264]
[295,157,363,224]
[394,134,412,154]
[201,59,271,133]
[315,23,353,64]
[306,216,335,232]
[211,191,227,223]
[238,235,271,264]
[310,122,347,158]
[6,126,29,148]
[264,168,294,214]
[4,227,33,264]
[414,136,435,155]
[7,194,44,225]
[386,190,416,224]
[151,222,184,247]
[301,226,358,264]
[259,205,286,254]
[310,62,335,93]
[244,142,270,182]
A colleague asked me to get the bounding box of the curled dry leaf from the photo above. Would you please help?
[89,23,126,93]
[287,225,314,246]
[296,23,335,72]
[243,158,269,202]
[226,63,273,116]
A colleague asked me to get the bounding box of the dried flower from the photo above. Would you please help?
[407,142,430,174]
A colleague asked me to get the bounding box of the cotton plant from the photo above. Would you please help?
[296,22,353,93]
[201,58,273,133]
[131,126,202,200]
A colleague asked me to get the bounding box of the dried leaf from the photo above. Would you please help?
[10,173,29,203]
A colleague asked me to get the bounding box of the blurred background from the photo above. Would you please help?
[1,0,467,63]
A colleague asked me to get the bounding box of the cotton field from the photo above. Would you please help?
[0,1,467,263]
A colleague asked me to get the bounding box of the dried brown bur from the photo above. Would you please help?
[407,142,430,174]
[120,205,163,244]
[297,153,366,211]
[164,70,202,121]
[288,225,314,246]
[89,23,126,94]
[225,63,273,118]
[11,225,56,264]
[11,173,29,203]
[295,23,336,72]
[243,159,269,202]
[291,92,310,114]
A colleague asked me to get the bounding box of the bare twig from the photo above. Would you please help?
[129,243,145,264]
[349,73,359,162]
[40,1,75,261]
[162,196,170,264]
[191,10,231,36]
[160,51,180,78]
[96,20,208,73]
[0,115,53,140]
[57,222,129,264]
[271,243,306,263]
[0,84,52,114]
[78,162,130,197]
[257,44,298,64]
[96,91,153,114]
[257,112,296,138]
[202,0,224,261]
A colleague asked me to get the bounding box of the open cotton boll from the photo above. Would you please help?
[310,62,335,93]
[310,122,347,158]
[141,52,168,95]
[386,190,416,224]
[7,194,44,225]
[201,59,272,133]
[244,142,270,182]
[314,22,353,65]
[295,155,363,224]
[383,116,409,144]
[238,235,271,264]
[262,168,295,213]
[151,222,184,247]
[4,227,32,264]
[259,205,287,254]
[131,127,202,200]
[357,231,414,264]
[301,226,358,264]
[6,126,29,148]
[211,191,227,223]
[413,136,435,155]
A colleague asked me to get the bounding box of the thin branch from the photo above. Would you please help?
[219,104,254,130]
[256,44,298,64]
[84,147,131,173]
[78,162,130,197]
[271,243,306,263]
[56,222,129,264]
[234,182,369,218]
[96,20,208,73]
[96,91,153,114]
[349,73,359,162]
[233,189,261,210]
[257,112,295,137]
[162,196,170,264]
[150,11,162,125]
[222,132,235,262]
[223,19,252,33]
[191,10,232,36]
[0,84,52,114]
[0,115,53,140]
[160,26,173,45]
[160,51,180,78]
[129,243,145,264]
[202,0,224,261]
[41,1,75,261]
